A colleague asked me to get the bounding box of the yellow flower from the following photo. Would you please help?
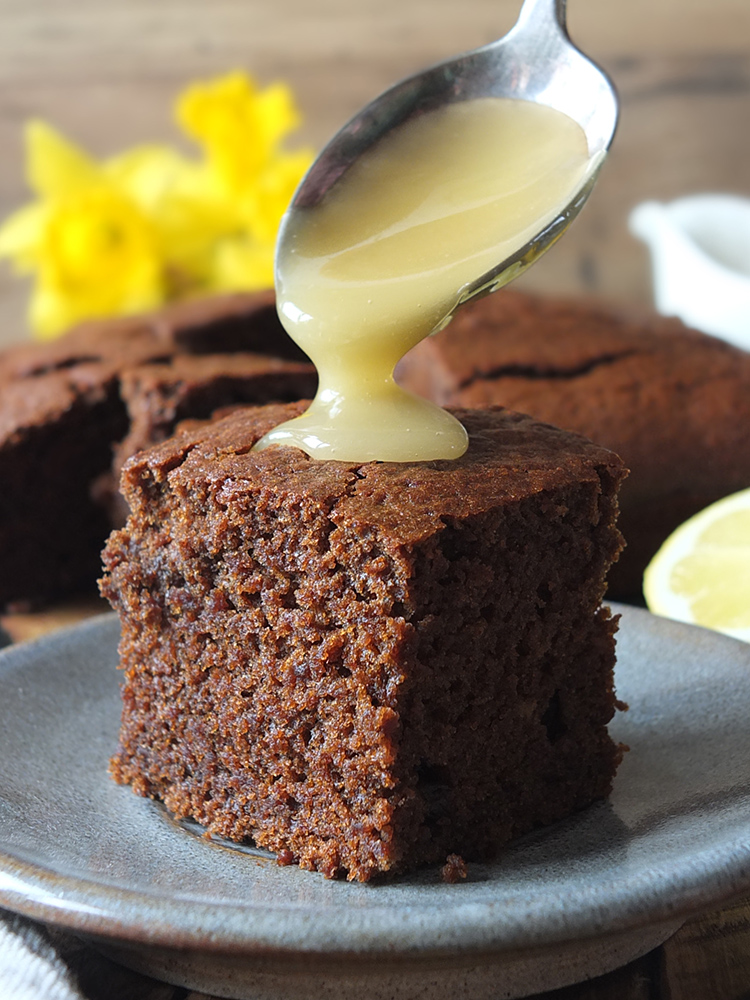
[108,144,235,291]
[0,122,166,338]
[178,71,308,195]
[0,72,314,337]
[205,237,272,292]
[177,71,314,292]
[35,187,163,336]
[241,147,313,243]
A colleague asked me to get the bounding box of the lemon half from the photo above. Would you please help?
[644,487,750,642]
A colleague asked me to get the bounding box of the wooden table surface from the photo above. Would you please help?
[0,0,748,348]
[0,1,749,997]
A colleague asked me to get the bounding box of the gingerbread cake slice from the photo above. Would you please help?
[101,402,626,882]
[0,361,128,606]
[0,292,314,608]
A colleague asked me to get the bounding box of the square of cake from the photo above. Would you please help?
[0,292,314,609]
[101,402,626,881]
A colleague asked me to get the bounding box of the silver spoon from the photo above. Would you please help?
[282,0,618,305]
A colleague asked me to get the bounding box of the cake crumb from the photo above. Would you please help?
[276,849,295,867]
[441,854,468,883]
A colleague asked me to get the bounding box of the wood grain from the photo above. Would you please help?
[662,894,750,1000]
[0,0,748,346]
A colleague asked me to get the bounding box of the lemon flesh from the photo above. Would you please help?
[644,489,750,642]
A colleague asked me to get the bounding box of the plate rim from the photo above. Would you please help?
[1,606,750,960]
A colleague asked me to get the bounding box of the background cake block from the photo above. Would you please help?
[0,293,315,609]
[398,290,750,598]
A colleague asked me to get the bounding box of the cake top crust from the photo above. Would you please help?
[0,290,294,384]
[397,288,745,389]
[0,291,313,443]
[122,401,625,545]
[396,289,750,508]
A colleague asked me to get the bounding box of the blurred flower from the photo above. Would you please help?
[0,123,166,337]
[206,148,314,292]
[0,71,313,338]
[176,71,314,292]
[178,71,303,194]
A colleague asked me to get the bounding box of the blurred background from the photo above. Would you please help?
[0,0,747,347]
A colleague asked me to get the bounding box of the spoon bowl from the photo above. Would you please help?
[285,0,618,304]
[260,0,618,462]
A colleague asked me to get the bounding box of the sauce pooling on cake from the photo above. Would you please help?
[256,96,596,462]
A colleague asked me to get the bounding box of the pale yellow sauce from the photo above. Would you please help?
[256,96,595,462]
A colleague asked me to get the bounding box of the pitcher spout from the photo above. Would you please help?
[630,194,750,351]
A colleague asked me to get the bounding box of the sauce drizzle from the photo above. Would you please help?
[257,96,595,462]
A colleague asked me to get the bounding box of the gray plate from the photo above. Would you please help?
[0,605,749,1000]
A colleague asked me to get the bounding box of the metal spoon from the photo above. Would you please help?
[282,0,618,304]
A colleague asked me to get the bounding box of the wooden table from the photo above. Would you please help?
[0,1,749,996]
[0,0,748,349]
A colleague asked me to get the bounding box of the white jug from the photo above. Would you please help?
[629,193,750,351]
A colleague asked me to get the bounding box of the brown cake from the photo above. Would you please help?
[101,401,626,882]
[0,292,316,609]
[101,352,317,526]
[397,290,750,598]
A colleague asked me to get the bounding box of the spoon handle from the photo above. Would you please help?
[514,0,569,40]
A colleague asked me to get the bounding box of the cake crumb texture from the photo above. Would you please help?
[441,854,468,883]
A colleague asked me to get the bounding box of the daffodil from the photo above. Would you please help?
[0,123,170,337]
[108,144,236,295]
[0,71,314,338]
[176,71,314,292]
[177,71,307,196]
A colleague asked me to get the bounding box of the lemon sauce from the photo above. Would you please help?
[256,97,594,462]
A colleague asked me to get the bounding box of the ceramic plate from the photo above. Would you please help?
[0,605,749,1000]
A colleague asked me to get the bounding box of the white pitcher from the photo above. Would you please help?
[629,193,750,351]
